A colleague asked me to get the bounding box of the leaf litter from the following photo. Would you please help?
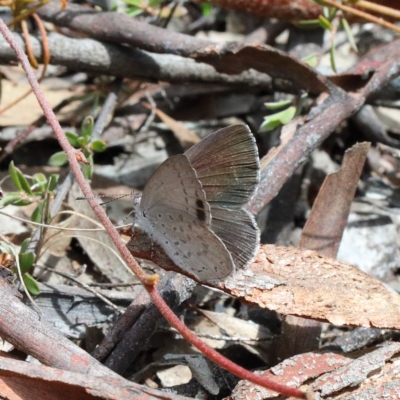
[1,2,400,399]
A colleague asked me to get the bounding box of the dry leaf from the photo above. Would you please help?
[0,79,73,126]
[197,309,272,344]
[223,245,400,329]
[232,342,400,399]
[299,142,370,258]
[309,341,400,399]
[231,351,350,399]
[0,355,182,400]
[69,183,134,283]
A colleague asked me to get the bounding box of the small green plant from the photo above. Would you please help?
[122,0,169,17]
[0,162,59,295]
[260,92,308,132]
[48,115,107,179]
[298,1,358,72]
[0,161,58,214]
[0,238,40,295]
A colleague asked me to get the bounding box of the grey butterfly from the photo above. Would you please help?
[131,124,260,282]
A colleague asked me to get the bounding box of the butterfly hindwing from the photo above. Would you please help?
[210,207,260,270]
[185,124,260,206]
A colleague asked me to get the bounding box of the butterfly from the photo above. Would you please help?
[129,125,260,282]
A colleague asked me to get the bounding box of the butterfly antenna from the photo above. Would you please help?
[76,193,130,206]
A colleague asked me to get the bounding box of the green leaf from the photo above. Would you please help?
[301,53,319,68]
[123,0,142,6]
[295,91,309,117]
[329,6,338,19]
[33,173,46,185]
[260,118,282,132]
[91,139,107,153]
[278,106,297,124]
[65,131,80,148]
[48,151,68,167]
[8,161,33,195]
[32,173,47,192]
[77,137,86,147]
[0,192,32,207]
[82,154,94,180]
[310,0,328,5]
[201,3,213,16]
[0,242,13,256]
[47,174,59,191]
[31,201,44,223]
[126,8,144,16]
[296,19,322,29]
[23,274,40,295]
[9,161,22,191]
[260,106,297,132]
[149,0,163,7]
[318,15,332,31]
[322,6,330,19]
[19,252,35,274]
[342,18,358,52]
[81,116,94,141]
[264,99,293,110]
[20,238,30,254]
[330,44,337,73]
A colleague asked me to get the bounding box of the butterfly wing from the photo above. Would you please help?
[138,154,234,281]
[210,207,259,270]
[185,124,259,206]
[185,125,260,270]
[140,154,211,225]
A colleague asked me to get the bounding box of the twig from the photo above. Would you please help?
[92,79,122,139]
[321,0,400,34]
[0,13,50,116]
[355,0,400,20]
[35,265,124,313]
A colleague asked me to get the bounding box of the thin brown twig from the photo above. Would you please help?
[0,14,50,116]
[322,0,400,34]
[21,19,38,68]
[36,264,124,313]
[354,0,400,20]
[7,0,52,27]
[0,18,307,400]
[32,13,50,67]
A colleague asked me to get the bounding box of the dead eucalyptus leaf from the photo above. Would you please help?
[299,142,370,258]
[232,342,400,399]
[231,351,350,399]
[222,245,400,329]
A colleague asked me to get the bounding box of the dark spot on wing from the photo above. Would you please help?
[196,199,206,222]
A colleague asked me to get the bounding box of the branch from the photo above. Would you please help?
[0,31,272,87]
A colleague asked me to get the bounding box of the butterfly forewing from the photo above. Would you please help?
[138,154,235,281]
[140,155,211,225]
